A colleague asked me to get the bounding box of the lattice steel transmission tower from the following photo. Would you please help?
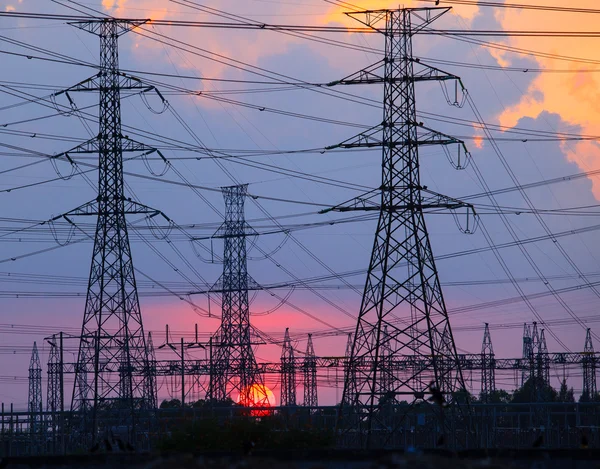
[380,325,394,398]
[303,334,318,408]
[145,332,158,409]
[281,328,297,406]
[582,328,597,401]
[324,7,474,447]
[46,334,63,453]
[209,184,267,405]
[481,323,495,402]
[28,342,42,434]
[537,329,549,385]
[48,19,169,441]
[521,323,533,386]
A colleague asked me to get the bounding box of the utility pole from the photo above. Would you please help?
[582,328,597,401]
[281,328,297,407]
[481,323,495,403]
[208,184,266,405]
[28,342,42,450]
[303,334,318,408]
[48,19,170,445]
[324,7,474,448]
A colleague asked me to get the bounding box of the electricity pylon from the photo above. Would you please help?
[537,329,550,385]
[324,7,474,448]
[481,323,495,402]
[46,334,64,454]
[582,328,597,401]
[146,332,158,409]
[208,184,267,406]
[281,328,297,406]
[521,323,533,386]
[303,334,318,408]
[49,19,170,443]
[28,342,42,437]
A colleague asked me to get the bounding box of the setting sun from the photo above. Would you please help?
[237,383,276,410]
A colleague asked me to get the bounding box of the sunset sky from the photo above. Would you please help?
[1,0,600,408]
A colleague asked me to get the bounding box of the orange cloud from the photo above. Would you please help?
[493,1,600,197]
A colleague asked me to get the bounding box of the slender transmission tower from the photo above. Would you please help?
[209,184,266,405]
[28,342,42,435]
[46,334,63,453]
[281,328,297,406]
[324,7,473,447]
[521,323,533,386]
[481,323,495,402]
[49,19,169,441]
[582,328,597,401]
[303,334,318,408]
[538,329,550,385]
[146,332,158,409]
[47,336,60,415]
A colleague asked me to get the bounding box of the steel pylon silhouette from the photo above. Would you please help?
[324,7,473,447]
[46,334,63,453]
[582,328,597,401]
[281,328,297,406]
[28,342,42,434]
[303,334,318,408]
[209,184,267,405]
[145,331,158,409]
[481,323,495,402]
[521,323,533,386]
[48,19,170,441]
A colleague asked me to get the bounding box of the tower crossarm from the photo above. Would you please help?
[328,58,462,87]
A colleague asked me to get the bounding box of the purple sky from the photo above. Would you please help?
[1,0,599,408]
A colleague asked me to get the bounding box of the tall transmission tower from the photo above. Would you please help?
[281,328,297,407]
[47,336,60,416]
[582,328,597,401]
[481,323,495,402]
[209,184,267,406]
[303,334,318,408]
[324,7,474,447]
[521,323,533,386]
[537,329,550,385]
[28,342,42,435]
[342,333,355,406]
[380,325,394,398]
[48,19,170,442]
[46,334,64,454]
[146,332,158,409]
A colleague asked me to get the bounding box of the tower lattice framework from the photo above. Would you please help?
[521,323,533,386]
[28,341,42,434]
[146,332,158,409]
[303,334,318,407]
[481,323,495,402]
[281,328,297,406]
[209,184,267,405]
[325,8,472,447]
[46,19,169,440]
[582,328,597,401]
